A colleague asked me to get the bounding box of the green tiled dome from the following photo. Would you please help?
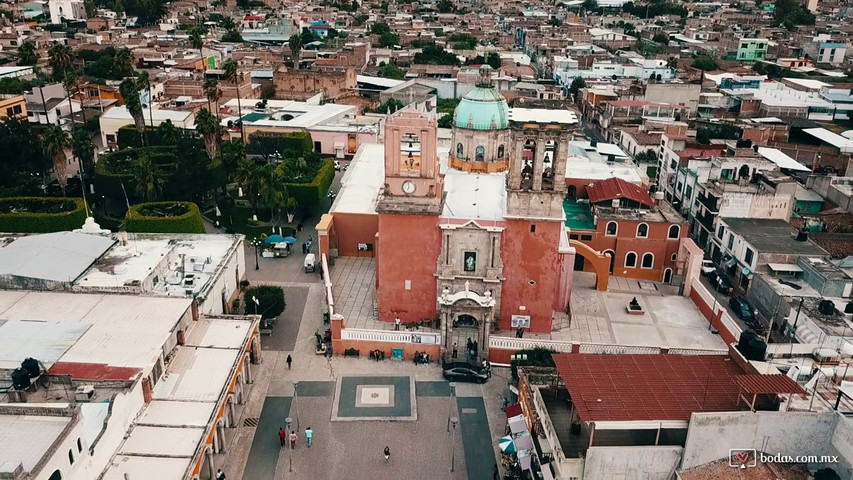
[453,84,509,131]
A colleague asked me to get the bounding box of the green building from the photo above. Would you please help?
[735,38,768,61]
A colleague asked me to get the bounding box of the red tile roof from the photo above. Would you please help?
[552,354,746,422]
[50,362,141,381]
[677,147,726,160]
[587,177,654,207]
[735,374,805,395]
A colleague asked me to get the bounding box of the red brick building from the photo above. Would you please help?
[569,178,688,283]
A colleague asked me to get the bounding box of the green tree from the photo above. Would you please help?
[0,118,49,195]
[652,32,670,44]
[221,140,246,180]
[71,128,95,176]
[773,0,815,27]
[222,30,243,42]
[113,0,124,18]
[42,126,69,190]
[568,76,586,97]
[137,70,154,133]
[379,32,399,48]
[288,34,303,69]
[132,155,165,201]
[692,56,719,71]
[235,158,265,214]
[367,98,405,114]
[413,45,460,65]
[244,285,285,318]
[48,42,74,81]
[438,114,453,128]
[259,164,288,220]
[194,107,221,165]
[112,48,134,78]
[583,0,598,11]
[119,78,145,144]
[156,119,180,145]
[377,62,405,79]
[371,22,391,35]
[17,41,37,66]
[437,0,454,12]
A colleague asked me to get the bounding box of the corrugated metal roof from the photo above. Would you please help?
[49,362,141,381]
[735,374,805,395]
[587,177,654,207]
[0,232,115,283]
[553,354,745,422]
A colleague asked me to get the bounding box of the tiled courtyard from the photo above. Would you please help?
[332,375,417,421]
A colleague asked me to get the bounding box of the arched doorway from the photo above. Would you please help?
[451,314,480,362]
[663,268,673,284]
[603,250,615,273]
[567,185,577,199]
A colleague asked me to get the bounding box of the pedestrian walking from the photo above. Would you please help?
[290,431,297,449]
[286,355,292,370]
[278,427,286,447]
[383,446,390,463]
[216,469,226,480]
[308,235,313,243]
[452,343,458,358]
[305,427,313,447]
[394,316,401,331]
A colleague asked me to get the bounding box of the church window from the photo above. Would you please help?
[475,146,485,162]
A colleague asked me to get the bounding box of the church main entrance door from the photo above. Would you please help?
[449,314,480,363]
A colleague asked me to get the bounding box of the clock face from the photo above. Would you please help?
[402,181,416,194]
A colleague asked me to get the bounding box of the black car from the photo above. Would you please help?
[707,272,731,294]
[442,362,489,384]
[729,296,756,321]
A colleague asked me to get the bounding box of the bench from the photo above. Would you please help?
[344,348,360,357]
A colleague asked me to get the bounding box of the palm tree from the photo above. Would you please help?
[203,78,222,116]
[119,78,145,145]
[17,41,37,66]
[259,165,288,221]
[288,34,303,69]
[43,125,69,190]
[71,128,95,177]
[48,42,73,80]
[194,107,221,165]
[189,28,205,71]
[136,71,154,131]
[113,48,134,77]
[157,119,180,145]
[285,196,298,223]
[235,158,264,215]
[132,155,165,201]
[222,59,245,142]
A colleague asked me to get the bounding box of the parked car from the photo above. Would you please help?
[701,260,716,277]
[334,160,341,171]
[729,296,756,321]
[442,362,489,384]
[707,272,732,294]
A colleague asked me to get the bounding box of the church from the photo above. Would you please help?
[318,67,582,360]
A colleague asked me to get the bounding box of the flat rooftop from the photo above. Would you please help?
[0,291,191,372]
[442,169,507,221]
[102,316,253,480]
[0,411,72,471]
[330,143,384,215]
[722,218,828,255]
[0,232,116,284]
[222,99,355,129]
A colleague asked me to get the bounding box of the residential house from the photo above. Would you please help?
[0,94,26,120]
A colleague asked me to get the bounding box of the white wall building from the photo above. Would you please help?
[48,0,86,24]
[99,106,195,148]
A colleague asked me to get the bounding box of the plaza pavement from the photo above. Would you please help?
[214,222,509,480]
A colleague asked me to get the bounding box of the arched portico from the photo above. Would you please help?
[569,240,610,291]
[438,282,496,362]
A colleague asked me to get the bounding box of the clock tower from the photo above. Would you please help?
[375,108,444,325]
[375,110,444,215]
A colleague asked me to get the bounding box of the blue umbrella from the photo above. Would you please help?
[264,235,286,245]
[283,236,298,245]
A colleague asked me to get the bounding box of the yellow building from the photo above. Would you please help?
[0,94,26,120]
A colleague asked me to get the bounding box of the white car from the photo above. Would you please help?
[334,161,341,171]
[701,260,716,276]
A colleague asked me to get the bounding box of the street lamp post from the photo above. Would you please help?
[450,417,458,472]
[285,417,293,472]
[292,381,300,430]
[708,277,722,331]
[446,382,456,432]
[250,238,261,270]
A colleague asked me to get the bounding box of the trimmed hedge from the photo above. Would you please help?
[116,124,177,149]
[94,146,179,200]
[124,201,206,233]
[0,197,87,233]
[247,130,313,156]
[284,158,335,206]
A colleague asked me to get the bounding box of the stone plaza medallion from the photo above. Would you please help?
[332,376,417,422]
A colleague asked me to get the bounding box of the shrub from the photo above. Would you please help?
[244,285,286,318]
[0,197,87,233]
[124,201,206,233]
[284,158,335,206]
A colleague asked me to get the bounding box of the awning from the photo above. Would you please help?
[725,258,736,268]
[757,147,811,172]
[768,263,804,273]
